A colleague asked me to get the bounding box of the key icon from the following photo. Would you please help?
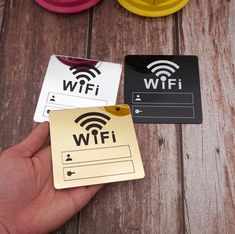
[135,109,143,114]
[67,171,76,177]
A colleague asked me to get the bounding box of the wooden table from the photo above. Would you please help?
[0,1,234,233]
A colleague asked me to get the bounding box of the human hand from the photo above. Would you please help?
[0,122,102,234]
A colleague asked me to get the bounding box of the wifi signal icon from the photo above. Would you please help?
[147,60,180,82]
[74,112,111,136]
[69,64,101,85]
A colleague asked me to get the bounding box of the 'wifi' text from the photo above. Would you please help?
[63,80,99,95]
[73,131,116,146]
[144,78,182,90]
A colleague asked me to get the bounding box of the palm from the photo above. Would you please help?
[0,123,101,234]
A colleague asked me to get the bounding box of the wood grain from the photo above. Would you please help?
[178,0,235,233]
[0,0,5,30]
[79,1,183,233]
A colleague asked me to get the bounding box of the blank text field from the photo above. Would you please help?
[47,92,107,107]
[62,145,131,165]
[132,92,194,104]
[63,160,135,181]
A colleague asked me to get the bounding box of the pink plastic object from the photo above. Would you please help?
[35,0,100,14]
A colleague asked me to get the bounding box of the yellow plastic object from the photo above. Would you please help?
[117,0,189,17]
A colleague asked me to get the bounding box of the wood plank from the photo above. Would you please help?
[0,0,5,30]
[79,1,184,233]
[0,1,90,233]
[179,0,235,233]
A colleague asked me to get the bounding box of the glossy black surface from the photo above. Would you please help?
[124,55,203,124]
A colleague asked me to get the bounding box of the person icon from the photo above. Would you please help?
[135,95,141,101]
[50,95,55,102]
[65,154,72,162]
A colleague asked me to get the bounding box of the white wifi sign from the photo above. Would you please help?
[144,60,182,90]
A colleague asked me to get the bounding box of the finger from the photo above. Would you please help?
[13,122,50,157]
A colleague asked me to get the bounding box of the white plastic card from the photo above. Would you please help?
[34,55,122,122]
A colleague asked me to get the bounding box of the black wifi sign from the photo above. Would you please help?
[70,64,101,85]
[74,112,111,136]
